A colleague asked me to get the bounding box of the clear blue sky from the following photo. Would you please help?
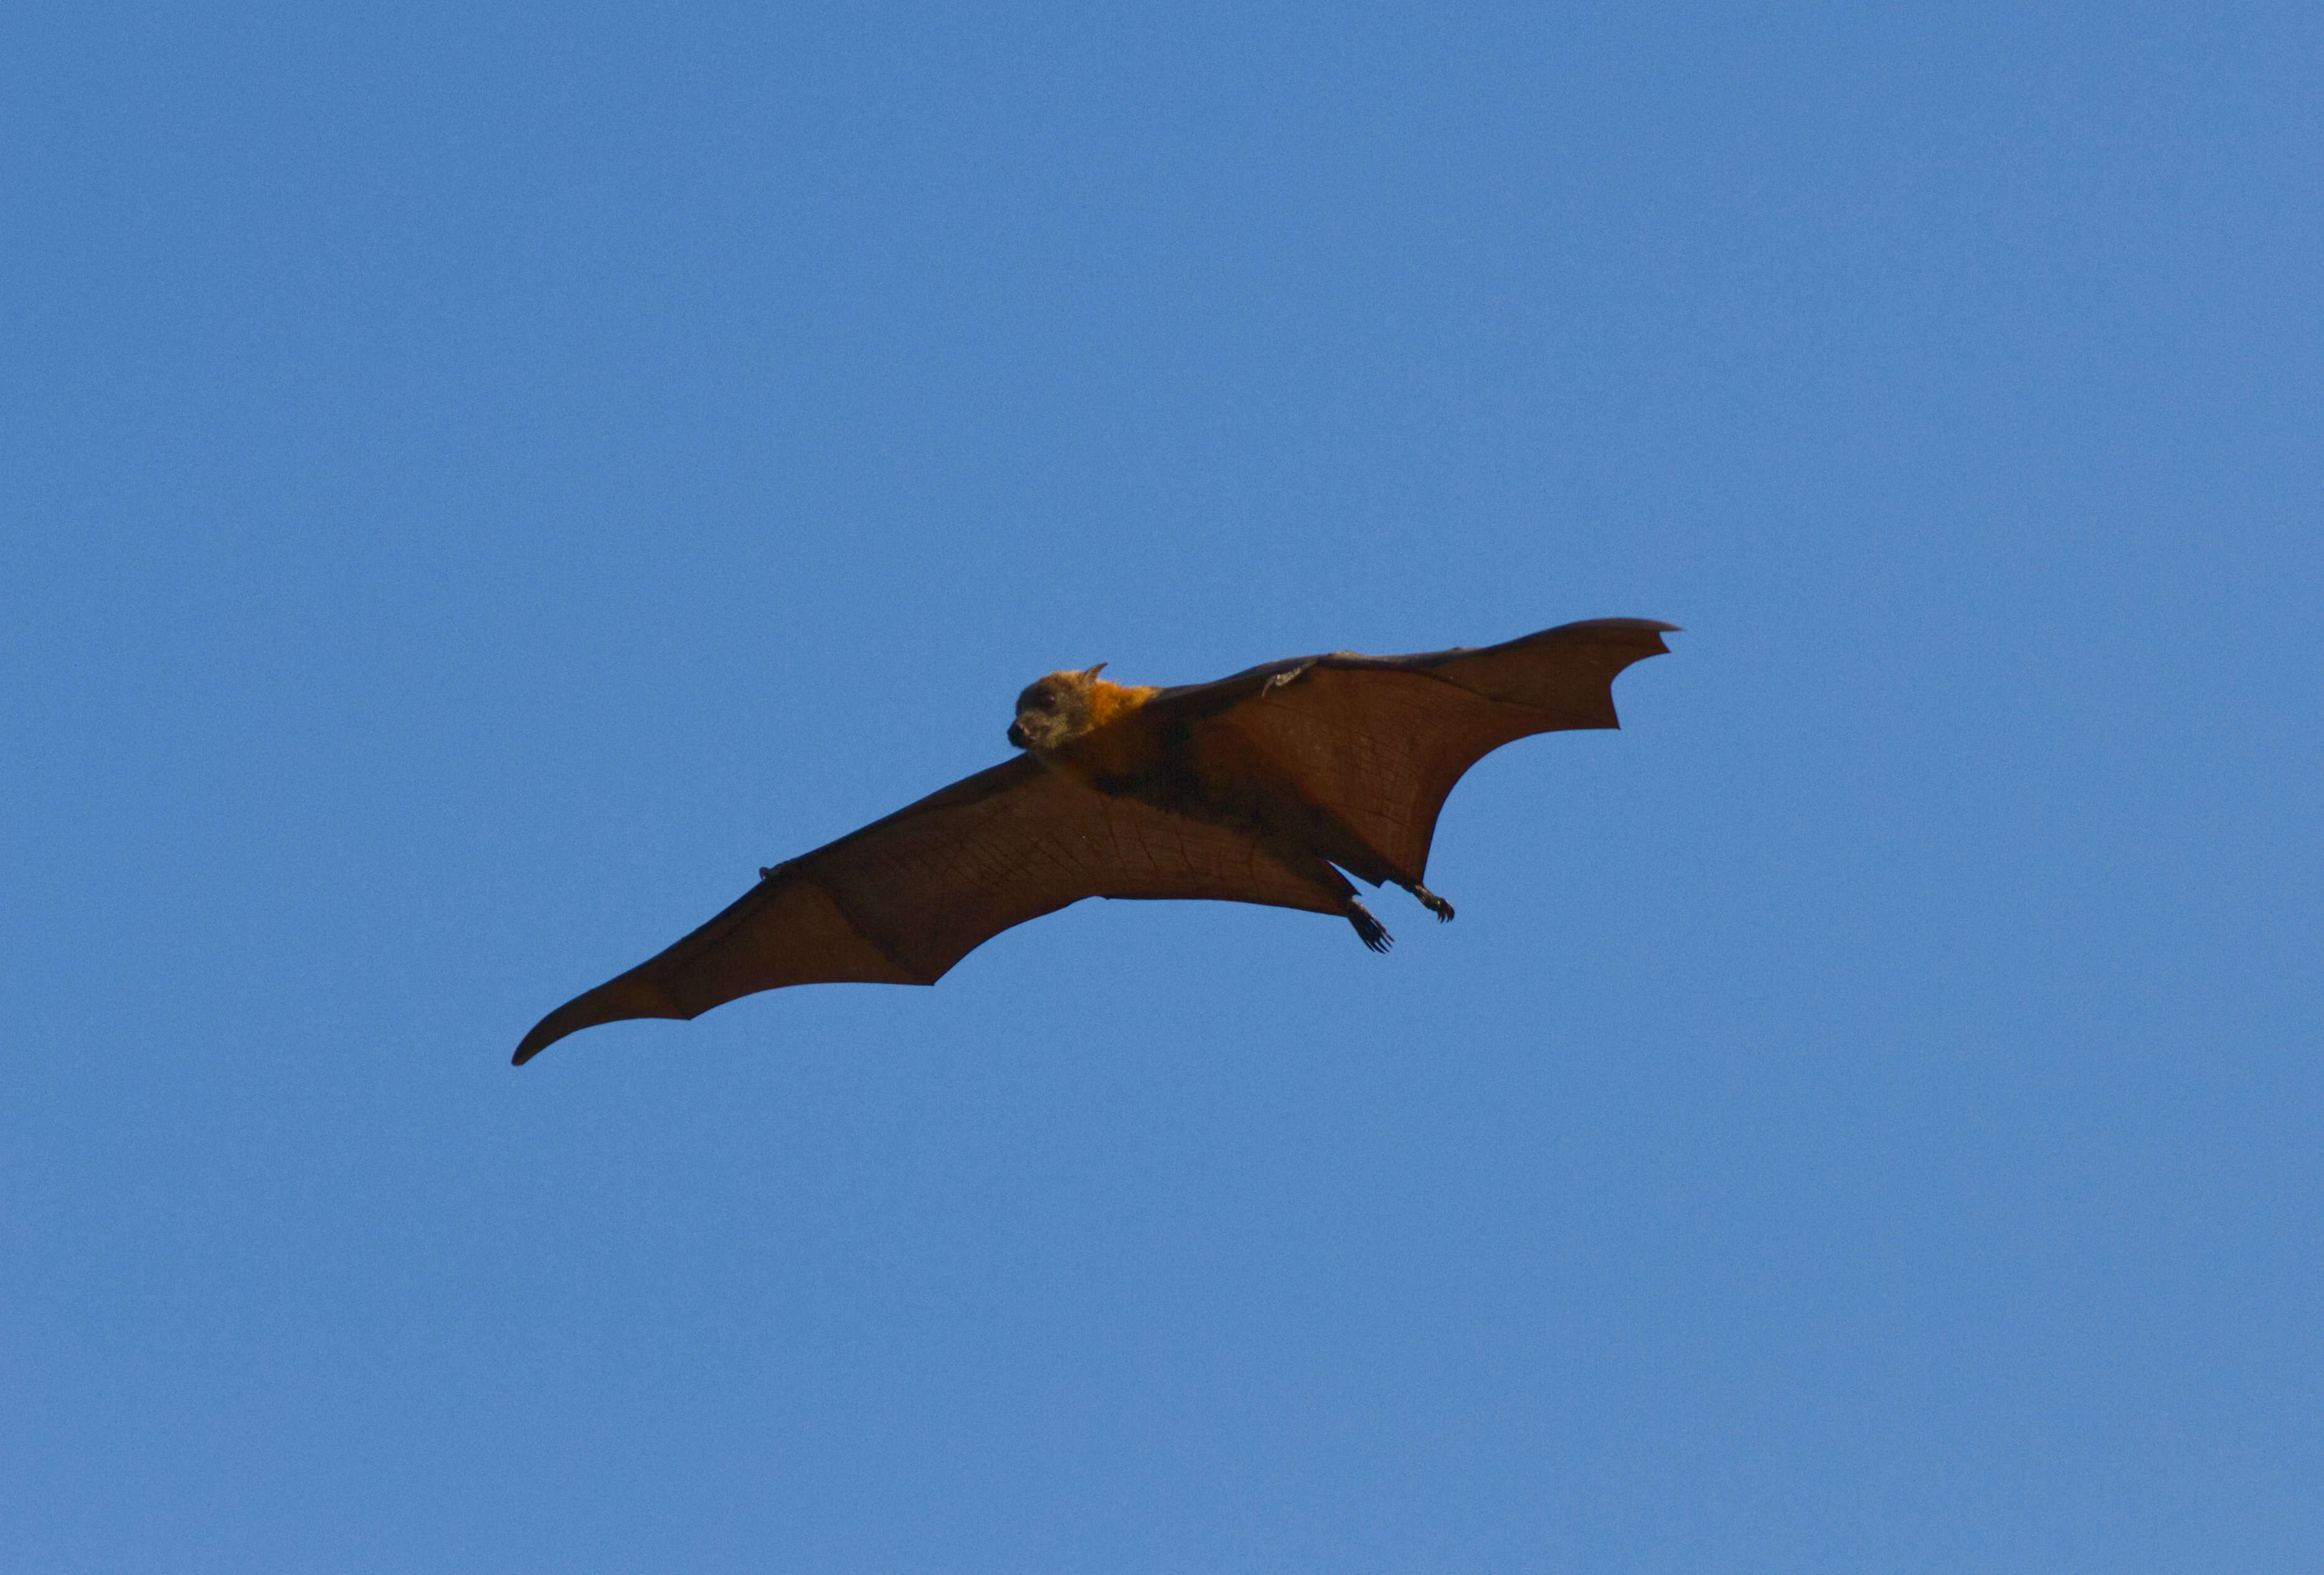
[6,2,2318,1569]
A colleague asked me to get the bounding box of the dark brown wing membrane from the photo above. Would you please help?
[1150,618,1676,888]
[511,755,1346,1064]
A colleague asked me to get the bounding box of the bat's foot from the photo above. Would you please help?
[1344,898,1393,953]
[1405,882,1455,922]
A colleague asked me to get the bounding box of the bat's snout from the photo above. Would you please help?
[1006,720,1029,750]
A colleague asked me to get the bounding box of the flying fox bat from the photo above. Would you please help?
[512,617,1676,1064]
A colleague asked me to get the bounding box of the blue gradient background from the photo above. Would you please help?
[6,3,2319,1569]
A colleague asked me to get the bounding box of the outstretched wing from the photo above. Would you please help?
[1148,617,1677,890]
[512,755,1346,1064]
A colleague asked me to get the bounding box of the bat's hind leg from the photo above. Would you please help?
[1343,897,1394,953]
[1274,841,1396,953]
[1400,881,1455,922]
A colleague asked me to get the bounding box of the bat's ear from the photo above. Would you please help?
[1082,662,1107,680]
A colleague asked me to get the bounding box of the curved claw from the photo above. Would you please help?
[1344,898,1393,953]
[1406,882,1455,922]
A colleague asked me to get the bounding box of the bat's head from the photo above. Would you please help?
[1008,664,1107,753]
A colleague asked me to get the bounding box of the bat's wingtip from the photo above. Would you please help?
[1538,616,1681,643]
[508,972,687,1067]
[510,1021,566,1066]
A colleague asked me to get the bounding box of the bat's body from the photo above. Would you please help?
[513,618,1676,1064]
[1010,667,1435,950]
